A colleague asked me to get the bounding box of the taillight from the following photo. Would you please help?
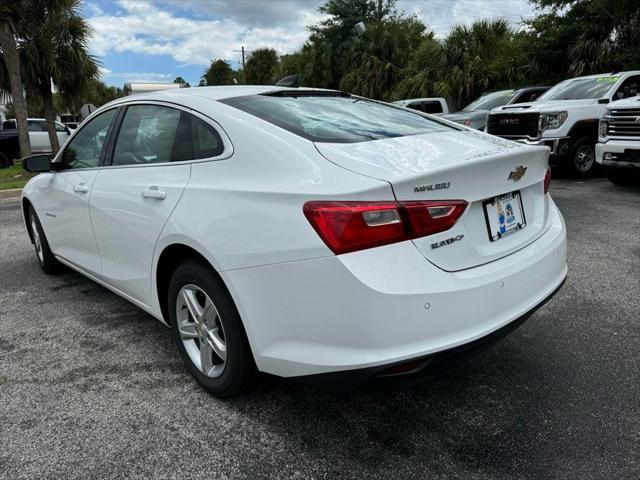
[544,167,551,194]
[303,200,467,255]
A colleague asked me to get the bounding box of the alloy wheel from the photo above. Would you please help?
[574,145,595,173]
[176,284,227,378]
[31,217,44,264]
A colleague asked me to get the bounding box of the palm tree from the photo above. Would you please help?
[396,19,520,108]
[17,0,98,154]
[0,2,31,158]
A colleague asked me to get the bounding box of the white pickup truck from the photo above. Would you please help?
[0,118,71,161]
[596,96,640,185]
[486,71,640,177]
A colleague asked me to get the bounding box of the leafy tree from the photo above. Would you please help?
[339,15,425,100]
[202,59,234,86]
[84,80,122,107]
[528,0,640,76]
[244,48,279,85]
[0,1,30,157]
[300,0,397,89]
[173,76,190,87]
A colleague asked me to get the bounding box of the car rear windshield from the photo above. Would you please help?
[220,92,453,143]
[537,77,618,101]
[463,90,516,111]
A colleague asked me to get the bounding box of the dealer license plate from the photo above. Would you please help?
[483,191,527,242]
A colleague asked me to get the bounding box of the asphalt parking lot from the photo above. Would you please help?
[1,178,639,479]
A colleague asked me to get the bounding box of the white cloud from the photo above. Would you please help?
[87,0,535,68]
[87,0,324,66]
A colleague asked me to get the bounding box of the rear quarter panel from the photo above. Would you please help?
[156,102,395,272]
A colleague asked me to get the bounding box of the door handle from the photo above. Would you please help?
[141,186,167,200]
[73,184,89,193]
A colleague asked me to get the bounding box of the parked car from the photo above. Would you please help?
[21,86,567,397]
[487,71,640,177]
[442,87,549,130]
[596,96,640,185]
[392,97,449,114]
[0,118,71,161]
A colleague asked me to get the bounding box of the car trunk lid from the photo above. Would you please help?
[315,130,550,271]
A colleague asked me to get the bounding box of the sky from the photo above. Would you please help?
[85,0,538,87]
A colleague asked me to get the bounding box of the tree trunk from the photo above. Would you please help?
[40,81,60,154]
[0,22,31,159]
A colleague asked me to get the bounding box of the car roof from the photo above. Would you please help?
[108,85,338,106]
[568,71,640,80]
[395,97,445,102]
[516,86,551,91]
[4,118,63,123]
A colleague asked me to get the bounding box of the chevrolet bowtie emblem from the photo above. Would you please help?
[508,165,527,181]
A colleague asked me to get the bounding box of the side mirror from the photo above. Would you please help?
[597,98,610,104]
[22,154,51,173]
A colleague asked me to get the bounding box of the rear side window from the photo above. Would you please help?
[221,92,452,143]
[27,120,45,132]
[407,101,443,114]
[191,116,223,159]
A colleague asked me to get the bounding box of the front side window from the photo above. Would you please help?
[60,109,117,169]
[538,77,618,101]
[513,90,545,104]
[221,92,452,143]
[113,105,185,165]
[614,76,640,99]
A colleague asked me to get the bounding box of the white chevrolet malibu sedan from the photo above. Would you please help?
[21,86,567,397]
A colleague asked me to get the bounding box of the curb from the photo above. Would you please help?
[0,188,22,199]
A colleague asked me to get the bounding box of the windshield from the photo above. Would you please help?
[463,90,516,111]
[221,92,453,143]
[537,76,618,101]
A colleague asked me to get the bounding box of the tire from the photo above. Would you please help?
[567,137,597,178]
[28,206,61,274]
[168,260,255,397]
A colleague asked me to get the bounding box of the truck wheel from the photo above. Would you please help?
[568,137,596,178]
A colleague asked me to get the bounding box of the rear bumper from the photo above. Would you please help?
[596,141,640,169]
[297,278,565,391]
[223,200,567,380]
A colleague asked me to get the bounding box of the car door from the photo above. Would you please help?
[28,120,49,152]
[42,108,119,275]
[89,103,197,305]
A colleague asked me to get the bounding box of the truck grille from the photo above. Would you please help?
[487,112,539,139]
[606,108,640,138]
